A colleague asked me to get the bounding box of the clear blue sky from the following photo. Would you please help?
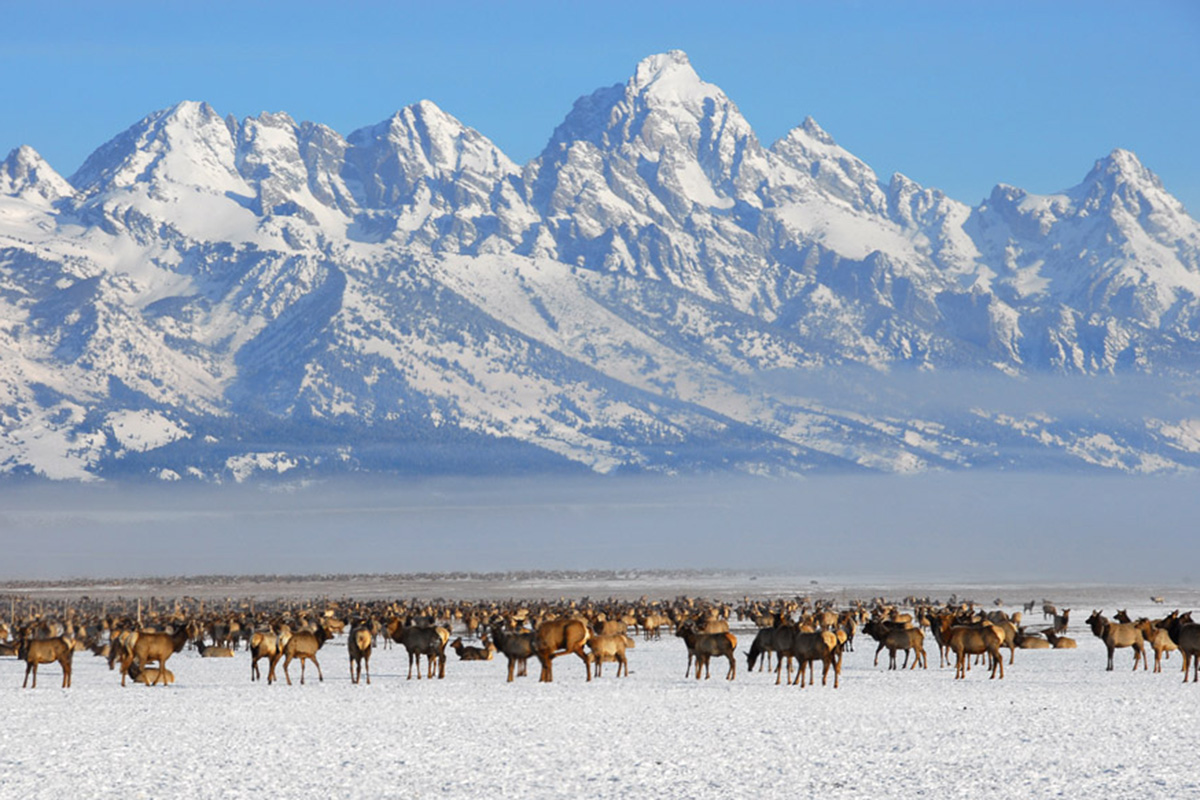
[4,1,1198,213]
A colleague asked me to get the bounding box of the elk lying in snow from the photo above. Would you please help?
[450,636,495,661]
[1014,628,1051,649]
[1085,611,1146,672]
[534,618,590,682]
[283,625,332,685]
[676,621,737,681]
[250,631,283,683]
[1042,629,1076,649]
[197,643,234,658]
[348,624,373,685]
[586,634,634,677]
[122,624,190,687]
[490,625,535,682]
[127,662,174,686]
[18,634,74,688]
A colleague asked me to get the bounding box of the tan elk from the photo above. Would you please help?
[949,621,1005,680]
[282,624,332,685]
[587,634,634,677]
[250,631,283,684]
[122,623,191,687]
[1085,611,1145,672]
[534,618,591,682]
[18,632,75,688]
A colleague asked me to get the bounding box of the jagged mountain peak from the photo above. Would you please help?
[628,50,712,104]
[348,100,519,182]
[1,144,74,202]
[70,99,243,197]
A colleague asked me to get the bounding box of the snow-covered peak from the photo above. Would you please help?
[71,100,245,198]
[628,50,713,105]
[1,145,75,202]
[769,117,887,214]
[345,100,519,210]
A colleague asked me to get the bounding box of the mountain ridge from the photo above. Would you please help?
[2,50,1199,482]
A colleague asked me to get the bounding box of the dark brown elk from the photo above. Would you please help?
[1161,612,1200,683]
[745,621,789,674]
[18,633,74,688]
[282,624,332,685]
[490,625,535,682]
[777,629,842,688]
[1085,611,1145,672]
[534,618,591,682]
[122,623,191,687]
[348,624,373,685]
[676,621,737,681]
[250,631,283,684]
[392,623,447,680]
[450,636,495,661]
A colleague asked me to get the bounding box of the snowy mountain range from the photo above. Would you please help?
[3,50,1200,481]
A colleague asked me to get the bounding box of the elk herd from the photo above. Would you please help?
[3,591,1199,690]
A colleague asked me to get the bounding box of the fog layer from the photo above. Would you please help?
[0,473,1195,585]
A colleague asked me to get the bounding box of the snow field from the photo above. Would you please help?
[2,603,1197,799]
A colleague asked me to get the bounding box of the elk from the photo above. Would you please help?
[1085,611,1145,672]
[862,619,927,670]
[392,622,447,680]
[18,634,74,688]
[746,619,789,674]
[126,662,174,686]
[490,624,535,682]
[778,629,843,688]
[250,631,283,684]
[122,623,190,687]
[1014,628,1051,649]
[450,636,495,661]
[534,618,590,682]
[1043,629,1077,649]
[1161,612,1200,683]
[676,621,737,681]
[197,643,234,658]
[282,624,332,685]
[587,634,634,677]
[1134,618,1177,673]
[949,621,1005,680]
[348,623,373,685]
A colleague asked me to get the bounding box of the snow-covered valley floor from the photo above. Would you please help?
[2,582,1197,799]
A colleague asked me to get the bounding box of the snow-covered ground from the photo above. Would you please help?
[2,582,1198,799]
